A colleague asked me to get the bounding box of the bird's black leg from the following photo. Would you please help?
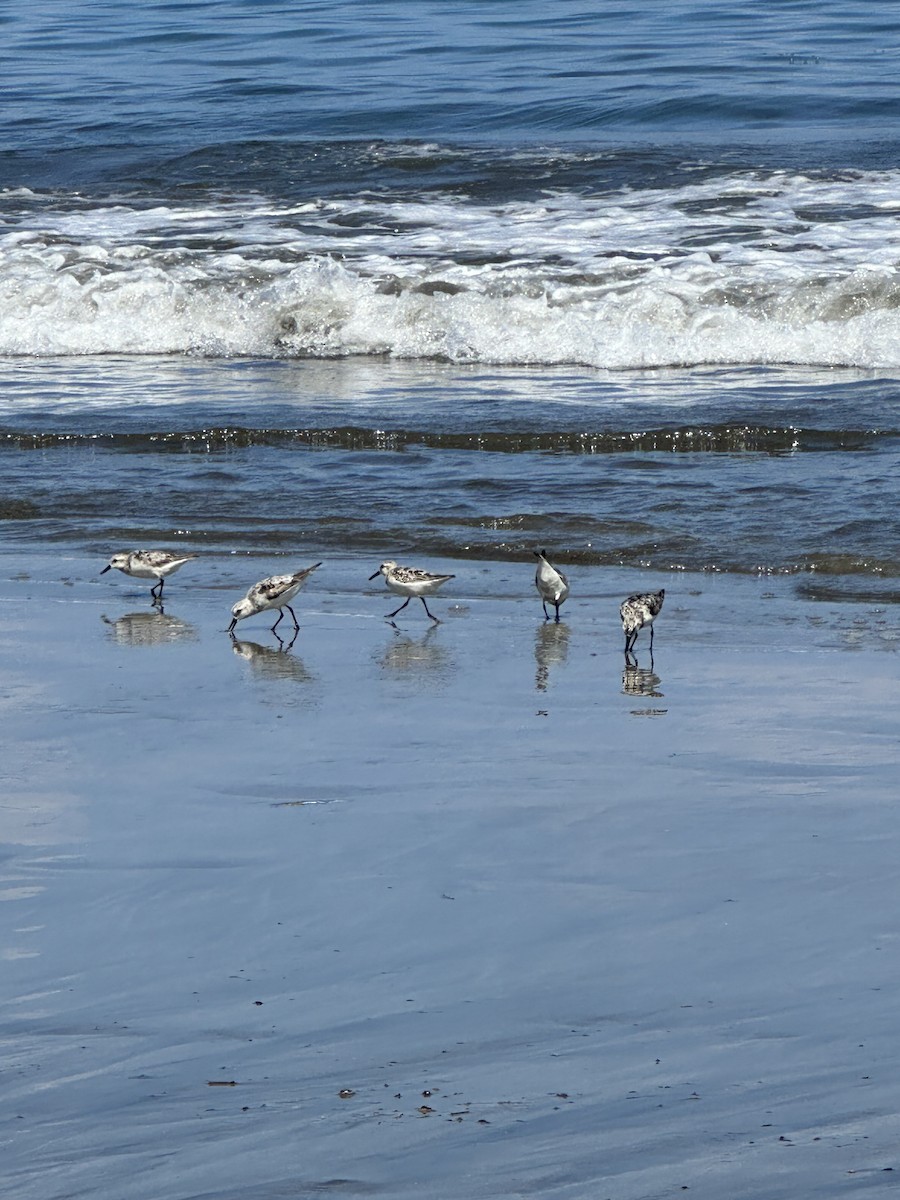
[386,597,411,618]
[554,601,561,623]
[649,624,654,650]
[271,608,285,632]
[542,599,550,620]
[151,578,164,603]
[420,597,439,622]
[285,604,299,630]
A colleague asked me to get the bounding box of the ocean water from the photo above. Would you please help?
[2,0,899,582]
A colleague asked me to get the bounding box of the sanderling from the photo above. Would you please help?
[369,560,455,622]
[533,549,570,622]
[101,550,198,602]
[228,563,322,634]
[620,588,665,654]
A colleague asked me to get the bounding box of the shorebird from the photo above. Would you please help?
[620,588,665,654]
[533,549,570,621]
[369,560,455,622]
[228,563,322,634]
[101,550,198,603]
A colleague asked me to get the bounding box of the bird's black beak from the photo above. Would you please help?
[100,565,112,574]
[368,570,381,580]
[227,617,237,634]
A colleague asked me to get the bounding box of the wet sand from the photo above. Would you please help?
[2,550,899,1199]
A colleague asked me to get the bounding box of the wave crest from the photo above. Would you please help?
[6,169,900,367]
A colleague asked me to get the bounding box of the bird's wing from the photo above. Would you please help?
[255,574,296,601]
[291,563,322,583]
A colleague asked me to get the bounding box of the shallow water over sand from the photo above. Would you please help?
[2,357,899,583]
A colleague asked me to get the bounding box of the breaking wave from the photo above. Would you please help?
[5,166,900,368]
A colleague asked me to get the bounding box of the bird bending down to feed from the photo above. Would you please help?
[101,550,198,603]
[533,549,570,622]
[620,589,665,654]
[228,563,322,635]
[369,560,455,622]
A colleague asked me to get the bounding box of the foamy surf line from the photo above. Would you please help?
[4,167,900,367]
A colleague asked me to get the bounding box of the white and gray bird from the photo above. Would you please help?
[620,588,665,654]
[533,549,570,622]
[369,560,455,622]
[100,549,198,602]
[228,563,322,635]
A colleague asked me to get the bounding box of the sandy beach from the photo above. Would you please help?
[6,1,900,1196]
[1,548,898,1199]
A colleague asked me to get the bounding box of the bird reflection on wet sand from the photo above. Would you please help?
[231,635,314,684]
[535,620,570,691]
[377,623,450,677]
[622,654,667,714]
[101,609,198,646]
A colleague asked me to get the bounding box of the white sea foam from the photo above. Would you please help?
[3,171,900,367]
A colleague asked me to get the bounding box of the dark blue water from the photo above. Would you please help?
[5,1,900,164]
[1,1,899,582]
